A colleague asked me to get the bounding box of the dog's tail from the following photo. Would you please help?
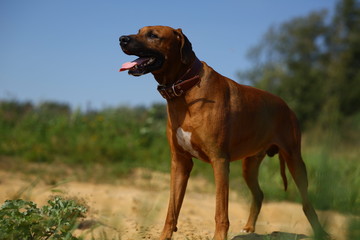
[279,156,288,191]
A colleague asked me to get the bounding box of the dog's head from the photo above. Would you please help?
[119,26,194,79]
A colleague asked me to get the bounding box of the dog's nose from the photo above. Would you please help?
[119,35,131,47]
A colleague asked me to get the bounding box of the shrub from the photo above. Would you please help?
[0,196,87,240]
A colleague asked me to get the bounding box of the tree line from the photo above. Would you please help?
[238,0,360,132]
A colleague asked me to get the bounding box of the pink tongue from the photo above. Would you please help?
[119,57,148,72]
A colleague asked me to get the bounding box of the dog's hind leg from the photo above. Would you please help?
[241,153,265,233]
[279,149,329,239]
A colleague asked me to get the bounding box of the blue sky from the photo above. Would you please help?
[1,0,338,110]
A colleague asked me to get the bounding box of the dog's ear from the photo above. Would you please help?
[175,28,193,64]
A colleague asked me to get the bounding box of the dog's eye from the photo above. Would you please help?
[148,33,159,39]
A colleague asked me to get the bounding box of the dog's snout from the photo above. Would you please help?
[119,35,131,47]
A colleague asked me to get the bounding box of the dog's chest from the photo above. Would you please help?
[176,128,200,159]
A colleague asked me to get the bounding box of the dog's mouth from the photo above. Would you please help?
[119,55,163,76]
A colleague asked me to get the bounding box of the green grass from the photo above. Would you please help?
[0,100,359,217]
[0,101,169,173]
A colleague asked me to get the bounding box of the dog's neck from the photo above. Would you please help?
[155,58,203,100]
[152,52,199,83]
[177,57,203,84]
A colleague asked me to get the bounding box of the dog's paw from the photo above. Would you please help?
[241,226,255,233]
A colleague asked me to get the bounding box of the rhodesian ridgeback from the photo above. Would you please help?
[119,26,328,240]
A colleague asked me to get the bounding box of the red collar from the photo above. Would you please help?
[157,58,203,100]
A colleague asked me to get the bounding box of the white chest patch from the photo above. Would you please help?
[176,128,199,159]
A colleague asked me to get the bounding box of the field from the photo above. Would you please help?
[0,168,353,240]
[0,101,359,239]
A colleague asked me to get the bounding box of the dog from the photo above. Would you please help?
[119,25,328,240]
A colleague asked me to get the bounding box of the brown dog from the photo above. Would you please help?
[119,26,328,240]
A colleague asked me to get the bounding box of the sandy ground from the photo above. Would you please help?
[0,169,351,240]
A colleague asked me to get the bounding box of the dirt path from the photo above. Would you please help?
[0,169,350,240]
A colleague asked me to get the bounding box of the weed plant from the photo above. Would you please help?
[0,196,87,240]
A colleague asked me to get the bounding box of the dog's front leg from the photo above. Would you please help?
[212,158,230,240]
[160,152,193,240]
